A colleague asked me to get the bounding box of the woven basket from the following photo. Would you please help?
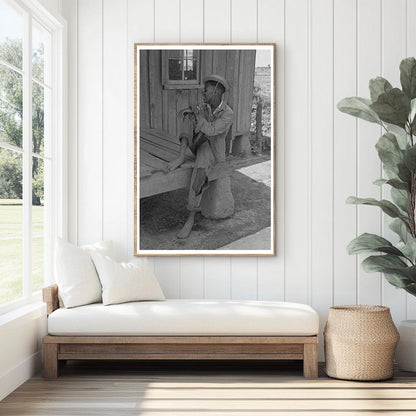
[324,305,399,381]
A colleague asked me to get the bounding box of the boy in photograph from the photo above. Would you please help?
[168,74,235,238]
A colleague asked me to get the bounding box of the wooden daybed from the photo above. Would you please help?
[42,285,319,379]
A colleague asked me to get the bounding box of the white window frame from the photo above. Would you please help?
[162,50,201,89]
[0,0,67,315]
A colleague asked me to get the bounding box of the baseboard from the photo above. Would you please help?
[0,351,42,401]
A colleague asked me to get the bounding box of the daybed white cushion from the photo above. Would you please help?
[48,299,319,336]
[55,239,114,308]
[90,253,165,305]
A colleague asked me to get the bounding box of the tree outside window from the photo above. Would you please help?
[0,0,52,307]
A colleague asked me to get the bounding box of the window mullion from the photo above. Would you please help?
[182,50,185,81]
[22,10,32,298]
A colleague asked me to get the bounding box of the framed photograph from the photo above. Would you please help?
[134,43,275,256]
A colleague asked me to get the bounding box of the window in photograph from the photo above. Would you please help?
[162,49,200,88]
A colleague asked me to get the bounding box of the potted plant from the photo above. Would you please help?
[337,57,416,371]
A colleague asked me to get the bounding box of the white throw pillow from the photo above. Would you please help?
[54,239,114,308]
[90,252,165,306]
[81,240,115,259]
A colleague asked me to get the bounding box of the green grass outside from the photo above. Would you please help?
[0,199,44,305]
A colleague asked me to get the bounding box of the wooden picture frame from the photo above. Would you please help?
[134,43,276,256]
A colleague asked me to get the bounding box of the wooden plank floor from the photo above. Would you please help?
[1,361,416,415]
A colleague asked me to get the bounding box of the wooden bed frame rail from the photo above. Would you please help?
[42,285,319,379]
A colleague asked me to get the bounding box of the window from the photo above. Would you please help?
[162,49,200,89]
[0,0,65,312]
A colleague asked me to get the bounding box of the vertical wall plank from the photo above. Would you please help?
[103,0,128,260]
[407,0,416,319]
[257,0,285,301]
[203,0,232,298]
[333,0,357,305]
[356,0,382,305]
[204,0,231,42]
[381,0,407,323]
[180,0,203,43]
[204,258,231,298]
[61,0,78,245]
[231,0,257,42]
[154,258,181,298]
[284,0,309,304]
[127,0,154,260]
[407,0,416,55]
[231,258,258,299]
[155,0,180,42]
[310,0,333,359]
[180,258,204,298]
[229,0,258,300]
[179,0,205,298]
[77,0,103,245]
[153,0,181,297]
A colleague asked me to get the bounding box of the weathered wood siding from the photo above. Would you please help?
[139,49,256,142]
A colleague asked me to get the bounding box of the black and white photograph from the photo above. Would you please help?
[134,44,275,256]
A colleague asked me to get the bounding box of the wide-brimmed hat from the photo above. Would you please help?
[203,74,230,92]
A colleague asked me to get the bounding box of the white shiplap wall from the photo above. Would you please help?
[61,0,416,356]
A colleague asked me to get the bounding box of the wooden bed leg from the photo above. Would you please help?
[303,343,318,379]
[44,343,59,379]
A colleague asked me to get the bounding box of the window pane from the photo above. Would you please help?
[0,0,24,70]
[168,59,182,80]
[184,59,197,80]
[32,156,43,293]
[184,50,197,59]
[0,147,23,305]
[32,20,51,85]
[0,65,23,148]
[32,81,45,155]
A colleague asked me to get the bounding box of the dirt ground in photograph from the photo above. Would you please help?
[139,156,272,251]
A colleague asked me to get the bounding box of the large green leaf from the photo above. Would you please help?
[383,271,412,288]
[373,178,410,191]
[337,97,382,125]
[362,254,408,272]
[403,265,416,282]
[346,196,406,219]
[389,217,410,241]
[375,132,404,173]
[397,240,416,264]
[404,283,416,296]
[373,178,389,186]
[347,233,403,256]
[373,178,388,186]
[370,88,410,128]
[400,57,416,100]
[397,161,412,185]
[391,187,409,213]
[394,130,409,150]
[387,178,410,191]
[380,262,416,284]
[410,98,416,128]
[411,99,416,133]
[361,255,415,288]
[403,146,416,172]
[384,166,400,180]
[369,77,393,102]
